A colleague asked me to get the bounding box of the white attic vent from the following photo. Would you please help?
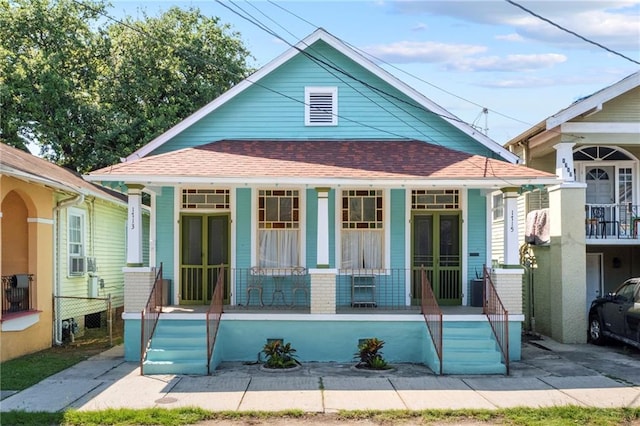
[305,87,337,126]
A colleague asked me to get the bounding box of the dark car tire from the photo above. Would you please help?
[588,314,606,345]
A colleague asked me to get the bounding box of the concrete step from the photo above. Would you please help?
[142,359,208,375]
[142,320,208,375]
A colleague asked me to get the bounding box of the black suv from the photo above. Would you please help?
[588,277,640,349]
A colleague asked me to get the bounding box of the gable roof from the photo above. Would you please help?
[1,143,125,204]
[506,70,640,147]
[126,28,519,164]
[89,140,556,187]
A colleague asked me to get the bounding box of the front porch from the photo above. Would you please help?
[176,267,472,313]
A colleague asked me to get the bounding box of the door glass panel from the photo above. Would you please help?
[182,216,202,265]
[439,215,460,267]
[413,215,433,267]
[208,216,228,265]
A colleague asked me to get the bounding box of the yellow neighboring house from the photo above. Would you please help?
[1,143,128,361]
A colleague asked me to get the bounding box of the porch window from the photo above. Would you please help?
[182,188,229,209]
[258,190,300,268]
[619,168,633,204]
[68,208,86,276]
[341,190,383,269]
[412,189,459,210]
[492,193,504,221]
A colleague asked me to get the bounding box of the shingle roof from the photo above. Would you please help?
[90,140,555,182]
[1,143,125,203]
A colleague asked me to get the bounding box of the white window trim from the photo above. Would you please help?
[576,160,637,205]
[68,207,87,276]
[255,188,305,269]
[336,188,389,271]
[305,86,338,126]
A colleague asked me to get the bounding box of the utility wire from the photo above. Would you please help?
[217,1,530,185]
[268,0,589,142]
[505,0,640,66]
[70,0,528,185]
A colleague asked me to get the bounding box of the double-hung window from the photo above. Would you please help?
[258,190,300,268]
[68,208,86,275]
[341,190,383,269]
[492,193,504,221]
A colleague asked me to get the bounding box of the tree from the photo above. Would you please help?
[1,1,252,172]
[0,0,108,169]
[98,6,252,167]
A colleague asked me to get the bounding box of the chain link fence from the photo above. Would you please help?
[53,295,118,346]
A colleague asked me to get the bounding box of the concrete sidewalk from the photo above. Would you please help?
[1,336,639,413]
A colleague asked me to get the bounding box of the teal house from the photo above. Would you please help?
[87,29,558,375]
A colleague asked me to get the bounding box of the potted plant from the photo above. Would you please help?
[261,340,300,370]
[353,337,392,370]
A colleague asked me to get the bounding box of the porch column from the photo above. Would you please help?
[548,182,587,343]
[553,142,576,182]
[309,269,336,314]
[126,184,144,266]
[502,188,519,266]
[315,187,330,268]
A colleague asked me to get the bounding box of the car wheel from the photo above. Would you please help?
[588,314,605,345]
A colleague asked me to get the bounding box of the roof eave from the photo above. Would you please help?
[84,173,560,188]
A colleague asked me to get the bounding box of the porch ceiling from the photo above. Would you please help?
[87,140,557,185]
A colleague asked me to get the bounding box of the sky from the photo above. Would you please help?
[109,0,640,144]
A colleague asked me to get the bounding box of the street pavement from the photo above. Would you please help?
[1,335,639,413]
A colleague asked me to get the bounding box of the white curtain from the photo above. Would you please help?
[259,230,299,268]
[341,230,382,269]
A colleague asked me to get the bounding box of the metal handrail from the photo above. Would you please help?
[206,265,225,375]
[483,265,509,375]
[140,263,163,375]
[420,267,443,375]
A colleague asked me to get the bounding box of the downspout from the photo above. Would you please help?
[53,193,85,345]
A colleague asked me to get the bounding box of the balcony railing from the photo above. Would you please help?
[2,274,35,316]
[586,203,640,239]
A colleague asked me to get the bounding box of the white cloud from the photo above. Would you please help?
[391,1,640,51]
[412,22,428,31]
[478,72,617,89]
[447,53,567,72]
[364,40,487,63]
[495,33,524,42]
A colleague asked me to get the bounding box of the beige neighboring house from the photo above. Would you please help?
[1,143,131,361]
[503,71,640,344]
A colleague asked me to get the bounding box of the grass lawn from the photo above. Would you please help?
[1,407,639,426]
[2,318,639,425]
[1,318,123,391]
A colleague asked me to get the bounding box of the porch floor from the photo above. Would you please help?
[161,304,484,316]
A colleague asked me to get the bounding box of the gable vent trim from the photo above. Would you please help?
[305,86,338,126]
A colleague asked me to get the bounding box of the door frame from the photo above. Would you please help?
[179,212,230,305]
[411,211,462,306]
[586,252,603,315]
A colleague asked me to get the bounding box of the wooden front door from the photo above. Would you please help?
[411,212,462,306]
[180,214,229,304]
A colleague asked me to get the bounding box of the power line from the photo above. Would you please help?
[69,0,526,184]
[505,0,640,66]
[216,1,531,185]
[267,0,587,141]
